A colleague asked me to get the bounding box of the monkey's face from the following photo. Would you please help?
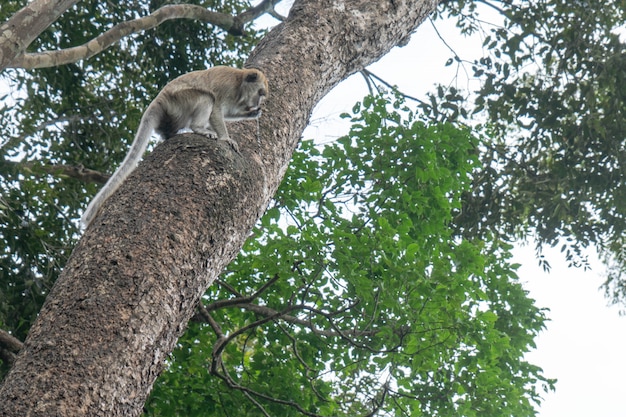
[231,70,269,120]
[243,89,266,118]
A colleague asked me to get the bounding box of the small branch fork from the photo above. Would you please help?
[193,273,412,417]
[8,0,284,69]
[360,69,426,105]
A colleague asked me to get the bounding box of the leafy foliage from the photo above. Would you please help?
[144,92,553,416]
[428,0,626,295]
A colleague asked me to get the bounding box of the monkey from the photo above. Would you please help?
[80,66,269,229]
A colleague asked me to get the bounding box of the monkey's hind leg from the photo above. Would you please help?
[188,97,216,137]
[188,101,240,153]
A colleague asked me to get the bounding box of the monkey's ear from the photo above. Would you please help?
[244,72,260,83]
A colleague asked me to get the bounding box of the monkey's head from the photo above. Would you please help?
[238,69,269,118]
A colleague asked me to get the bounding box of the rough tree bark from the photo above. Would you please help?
[0,0,80,70]
[0,0,440,415]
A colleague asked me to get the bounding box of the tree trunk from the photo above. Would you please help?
[0,0,440,415]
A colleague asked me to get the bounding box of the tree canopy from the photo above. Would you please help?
[0,0,624,416]
[142,92,552,416]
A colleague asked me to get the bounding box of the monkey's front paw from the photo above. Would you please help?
[219,137,240,153]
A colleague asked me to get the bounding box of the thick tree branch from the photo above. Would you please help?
[8,1,283,69]
[0,0,79,70]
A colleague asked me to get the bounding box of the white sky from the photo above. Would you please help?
[519,245,626,417]
[300,6,626,417]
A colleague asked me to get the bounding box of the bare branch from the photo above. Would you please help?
[245,302,326,331]
[38,163,110,184]
[0,330,22,366]
[0,329,23,353]
[1,159,110,184]
[205,297,425,359]
[360,68,427,105]
[8,1,283,70]
[360,70,377,96]
[475,0,509,16]
[363,381,390,417]
[211,359,326,417]
[215,278,243,297]
[198,307,224,339]
[0,0,79,70]
[211,306,284,361]
[237,0,284,23]
[0,348,16,367]
[212,345,390,417]
[205,274,280,311]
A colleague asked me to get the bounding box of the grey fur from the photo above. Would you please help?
[80,66,268,228]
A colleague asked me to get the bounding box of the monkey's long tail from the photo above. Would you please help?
[80,112,156,229]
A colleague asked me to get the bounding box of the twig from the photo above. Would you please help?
[206,274,280,312]
[360,69,426,105]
